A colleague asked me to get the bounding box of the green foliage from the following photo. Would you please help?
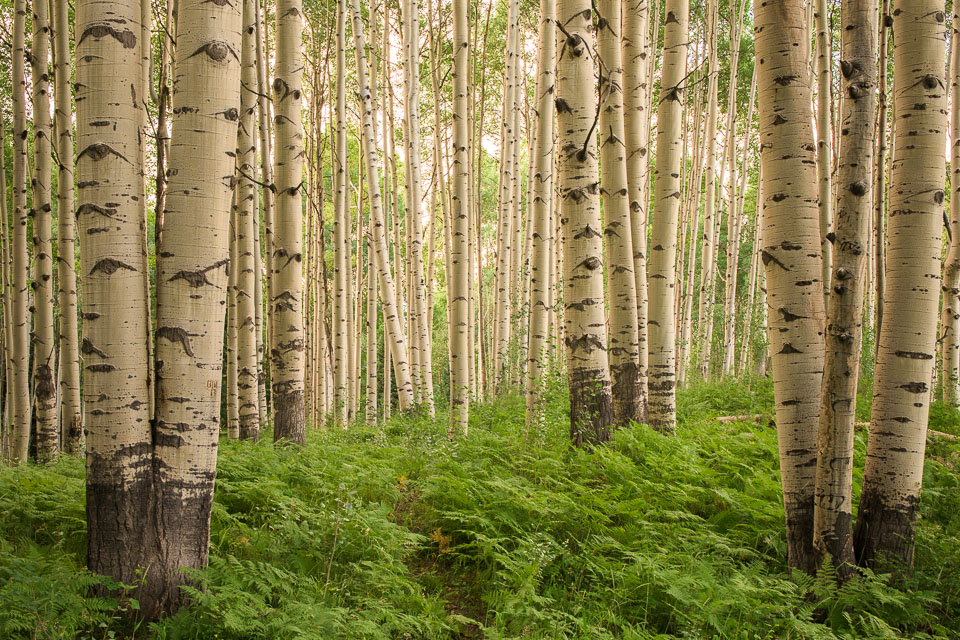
[1,380,959,638]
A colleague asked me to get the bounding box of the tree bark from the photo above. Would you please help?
[598,0,641,424]
[76,0,156,606]
[623,0,650,416]
[270,0,306,443]
[53,0,83,454]
[854,0,947,571]
[237,0,262,441]
[754,0,826,574]
[814,0,877,580]
[647,0,688,430]
[524,0,555,430]
[556,0,615,445]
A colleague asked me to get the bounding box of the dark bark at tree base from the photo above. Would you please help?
[611,360,642,426]
[815,510,856,582]
[86,448,161,616]
[853,485,918,570]
[273,388,305,444]
[569,369,614,447]
[239,417,260,442]
[785,496,818,575]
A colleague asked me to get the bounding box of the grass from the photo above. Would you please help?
[1,376,958,638]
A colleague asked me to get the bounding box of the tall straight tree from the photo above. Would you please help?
[942,6,960,406]
[598,0,641,424]
[815,0,834,301]
[271,0,306,443]
[401,0,435,412]
[450,0,472,435]
[754,0,826,574]
[647,0,688,430]
[622,0,650,414]
[854,0,947,570]
[151,0,242,611]
[32,0,58,460]
[349,0,416,411]
[76,0,154,603]
[333,0,349,426]
[556,0,615,445]
[53,0,82,454]
[524,0,556,427]
[814,0,877,578]
[9,0,30,462]
[237,0,262,441]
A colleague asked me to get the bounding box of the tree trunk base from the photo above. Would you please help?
[273,388,305,444]
[853,485,918,570]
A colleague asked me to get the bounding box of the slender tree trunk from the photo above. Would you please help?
[349,0,416,411]
[226,192,240,439]
[270,0,306,442]
[255,0,275,417]
[814,0,878,580]
[874,0,889,348]
[524,0,555,429]
[598,0,641,424]
[854,0,947,571]
[237,0,261,441]
[449,0,471,436]
[697,0,720,379]
[942,7,960,406]
[493,0,518,390]
[53,0,82,454]
[557,0,615,445]
[76,0,155,605]
[10,0,31,463]
[366,231,378,424]
[623,0,650,415]
[816,0,834,304]
[754,0,826,575]
[647,0,688,430]
[333,0,349,426]
[0,122,11,459]
[151,0,242,612]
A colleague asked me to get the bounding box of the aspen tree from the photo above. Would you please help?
[0,125,10,457]
[874,0,889,341]
[150,0,242,610]
[623,0,650,413]
[596,0,641,423]
[647,0,688,430]
[524,0,555,428]
[255,0,275,415]
[814,0,877,578]
[366,233,378,424]
[719,1,750,376]
[349,0,416,411]
[53,0,82,453]
[754,0,826,574]
[450,0,472,435]
[226,196,240,439]
[9,0,30,462]
[854,0,947,570]
[30,0,58,461]
[815,0,834,302]
[334,0,349,426]
[401,0,435,413]
[237,0,261,441]
[739,186,764,374]
[942,6,960,405]
[493,0,519,390]
[76,0,154,600]
[557,0,615,445]
[270,0,306,442]
[696,0,720,379]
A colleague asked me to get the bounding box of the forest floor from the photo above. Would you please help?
[1,375,960,639]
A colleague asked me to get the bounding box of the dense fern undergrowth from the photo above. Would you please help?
[2,376,959,639]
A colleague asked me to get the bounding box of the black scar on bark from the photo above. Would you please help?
[89,258,136,276]
[156,326,198,357]
[78,24,137,49]
[78,143,128,163]
[81,337,109,358]
[168,258,229,287]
